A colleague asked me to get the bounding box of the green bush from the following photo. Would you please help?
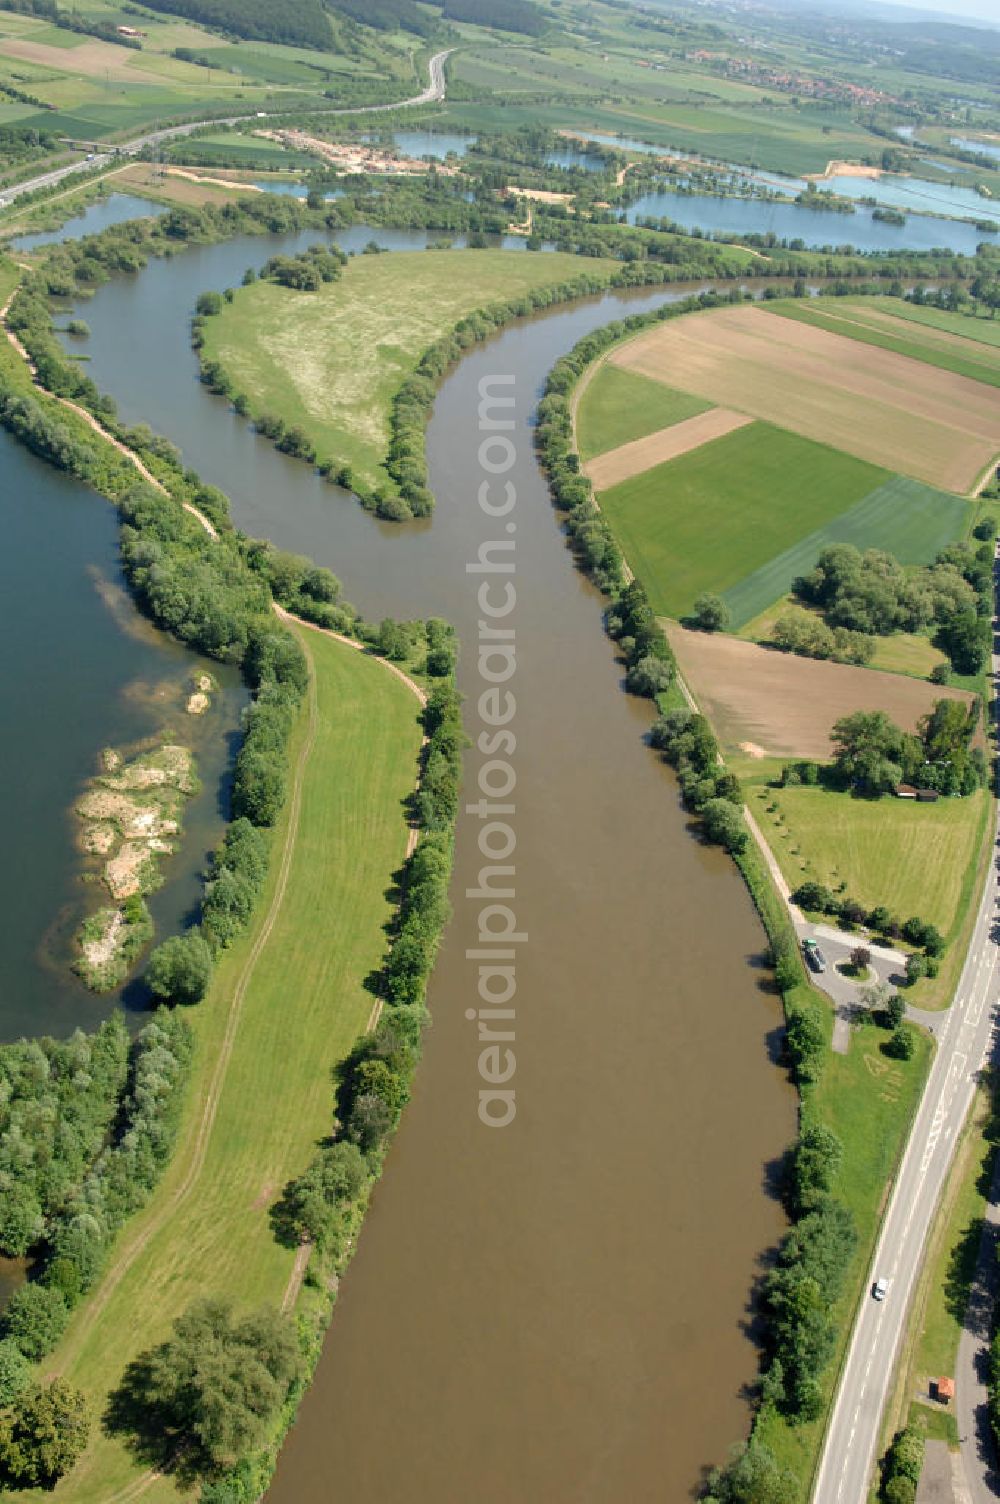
[2,1284,68,1361]
[146,931,213,1006]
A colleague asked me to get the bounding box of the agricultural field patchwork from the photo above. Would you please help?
[596,422,889,620]
[611,304,1000,492]
[720,475,970,630]
[583,407,752,492]
[667,624,979,762]
[575,363,711,461]
[768,298,1000,390]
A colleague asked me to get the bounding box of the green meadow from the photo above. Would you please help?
[576,363,711,461]
[597,423,892,621]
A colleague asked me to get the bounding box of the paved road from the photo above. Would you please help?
[813,557,1000,1504]
[0,48,452,207]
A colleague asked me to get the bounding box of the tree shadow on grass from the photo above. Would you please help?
[103,1354,201,1488]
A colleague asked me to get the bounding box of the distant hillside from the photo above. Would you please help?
[441,0,546,34]
[326,0,435,35]
[327,0,547,38]
[137,0,333,50]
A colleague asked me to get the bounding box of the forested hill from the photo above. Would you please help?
[137,0,548,46]
[136,0,333,50]
[328,0,547,38]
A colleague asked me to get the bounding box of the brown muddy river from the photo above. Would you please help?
[66,238,796,1501]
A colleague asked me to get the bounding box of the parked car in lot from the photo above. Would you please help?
[802,938,827,974]
[873,1277,889,1301]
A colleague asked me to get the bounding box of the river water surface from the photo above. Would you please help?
[60,233,795,1499]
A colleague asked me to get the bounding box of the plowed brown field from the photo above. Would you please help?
[612,305,1000,492]
[667,623,978,759]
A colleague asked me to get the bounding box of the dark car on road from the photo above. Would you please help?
[802,938,827,974]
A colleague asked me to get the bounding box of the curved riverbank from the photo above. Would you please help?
[13,228,797,1498]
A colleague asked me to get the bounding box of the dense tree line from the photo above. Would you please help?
[791,540,994,676]
[138,0,332,50]
[830,699,985,798]
[792,880,945,960]
[0,124,59,173]
[761,1198,858,1421]
[0,1018,129,1258]
[328,0,435,34]
[770,607,874,666]
[0,1011,192,1365]
[441,0,545,34]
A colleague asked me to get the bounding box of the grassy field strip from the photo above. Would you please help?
[584,407,750,490]
[599,422,886,619]
[860,298,1000,352]
[41,626,424,1503]
[575,362,712,460]
[769,300,1000,391]
[60,639,320,1374]
[721,476,970,629]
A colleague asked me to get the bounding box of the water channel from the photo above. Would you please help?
[0,429,245,1041]
[56,228,795,1500]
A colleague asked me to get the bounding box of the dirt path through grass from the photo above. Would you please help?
[54,632,320,1379]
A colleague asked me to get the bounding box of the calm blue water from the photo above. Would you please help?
[560,130,998,230]
[545,148,607,173]
[367,130,473,159]
[627,187,997,254]
[253,181,342,199]
[821,171,999,224]
[952,136,1000,162]
[0,431,244,1040]
[9,193,165,251]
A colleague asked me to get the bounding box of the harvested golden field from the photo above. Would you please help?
[612,305,1000,492]
[666,624,978,760]
[584,407,751,489]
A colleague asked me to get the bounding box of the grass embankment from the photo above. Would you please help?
[36,626,423,1504]
[769,298,1000,392]
[202,249,619,492]
[575,362,710,460]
